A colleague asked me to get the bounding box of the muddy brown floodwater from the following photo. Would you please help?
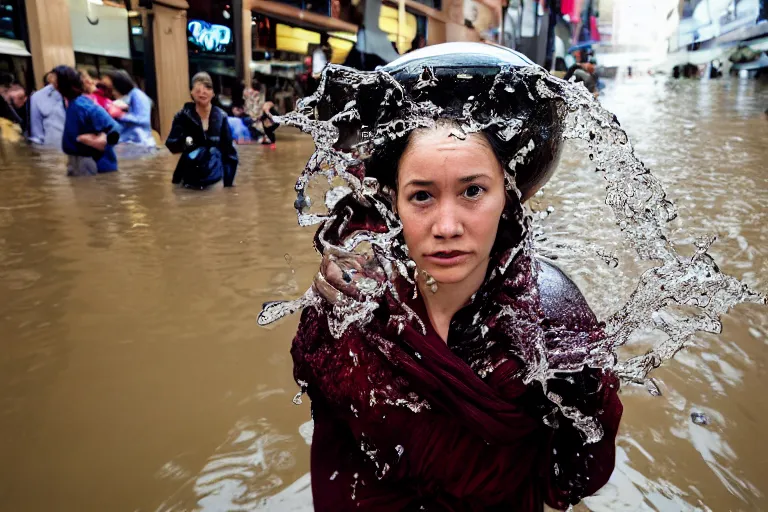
[0,76,766,512]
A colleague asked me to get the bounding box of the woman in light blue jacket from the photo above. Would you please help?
[102,70,155,148]
[28,70,66,147]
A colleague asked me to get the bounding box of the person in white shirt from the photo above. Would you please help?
[312,34,331,79]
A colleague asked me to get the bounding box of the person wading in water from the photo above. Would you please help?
[282,43,623,511]
[166,72,238,189]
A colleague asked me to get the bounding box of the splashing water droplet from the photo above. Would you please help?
[258,61,766,445]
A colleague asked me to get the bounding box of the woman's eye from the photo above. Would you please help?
[411,191,431,203]
[463,185,484,198]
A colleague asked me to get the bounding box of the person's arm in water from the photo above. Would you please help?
[220,113,238,187]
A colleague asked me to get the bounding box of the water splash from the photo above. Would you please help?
[554,79,765,383]
[258,62,764,436]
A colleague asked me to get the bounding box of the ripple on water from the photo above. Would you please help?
[157,418,299,512]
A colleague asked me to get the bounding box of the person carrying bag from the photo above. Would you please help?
[166,72,238,189]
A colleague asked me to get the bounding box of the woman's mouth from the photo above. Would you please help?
[424,251,471,266]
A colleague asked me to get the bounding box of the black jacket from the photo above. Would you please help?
[166,103,238,187]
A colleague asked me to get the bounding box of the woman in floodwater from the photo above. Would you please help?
[280,44,623,511]
[166,72,238,188]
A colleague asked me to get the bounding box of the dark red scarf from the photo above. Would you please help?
[290,194,622,509]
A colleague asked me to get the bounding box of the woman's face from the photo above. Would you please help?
[191,83,214,106]
[81,73,96,93]
[101,75,117,98]
[396,127,506,287]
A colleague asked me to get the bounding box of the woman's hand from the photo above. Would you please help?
[107,104,125,119]
[313,252,386,305]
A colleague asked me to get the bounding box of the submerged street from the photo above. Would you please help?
[1,76,767,511]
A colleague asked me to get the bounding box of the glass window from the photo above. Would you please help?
[379,4,420,53]
[0,0,24,40]
[409,0,441,10]
[128,13,144,54]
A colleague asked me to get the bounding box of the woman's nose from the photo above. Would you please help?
[431,202,464,239]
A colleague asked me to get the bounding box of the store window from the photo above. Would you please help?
[409,0,441,10]
[128,11,144,54]
[75,52,134,80]
[0,0,24,41]
[379,5,420,54]
[0,0,31,90]
[328,32,356,64]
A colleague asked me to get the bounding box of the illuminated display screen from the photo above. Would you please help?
[188,19,233,53]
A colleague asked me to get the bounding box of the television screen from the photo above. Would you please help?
[188,19,233,53]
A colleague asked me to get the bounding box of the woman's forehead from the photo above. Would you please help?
[398,131,502,184]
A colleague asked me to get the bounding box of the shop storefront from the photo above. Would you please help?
[0,0,33,90]
[71,0,134,79]
[186,0,241,106]
[246,0,426,112]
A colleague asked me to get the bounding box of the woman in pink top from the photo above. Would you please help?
[80,70,113,112]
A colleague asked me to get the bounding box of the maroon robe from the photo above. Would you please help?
[292,258,622,511]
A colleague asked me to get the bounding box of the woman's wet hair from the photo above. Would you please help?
[192,72,214,90]
[53,65,84,101]
[105,69,136,96]
[366,121,510,193]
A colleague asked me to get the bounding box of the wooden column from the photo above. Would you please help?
[397,0,406,53]
[152,1,190,139]
[427,18,447,45]
[24,0,75,83]
[442,0,477,42]
[241,5,253,85]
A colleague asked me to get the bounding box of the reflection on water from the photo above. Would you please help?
[158,417,299,511]
[0,77,766,511]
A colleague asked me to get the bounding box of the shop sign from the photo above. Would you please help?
[188,19,233,53]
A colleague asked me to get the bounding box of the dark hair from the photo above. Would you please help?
[42,71,54,88]
[53,65,84,101]
[105,69,136,96]
[0,71,14,88]
[191,71,214,90]
[410,34,425,51]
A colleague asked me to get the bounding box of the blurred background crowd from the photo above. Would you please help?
[2,0,767,146]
